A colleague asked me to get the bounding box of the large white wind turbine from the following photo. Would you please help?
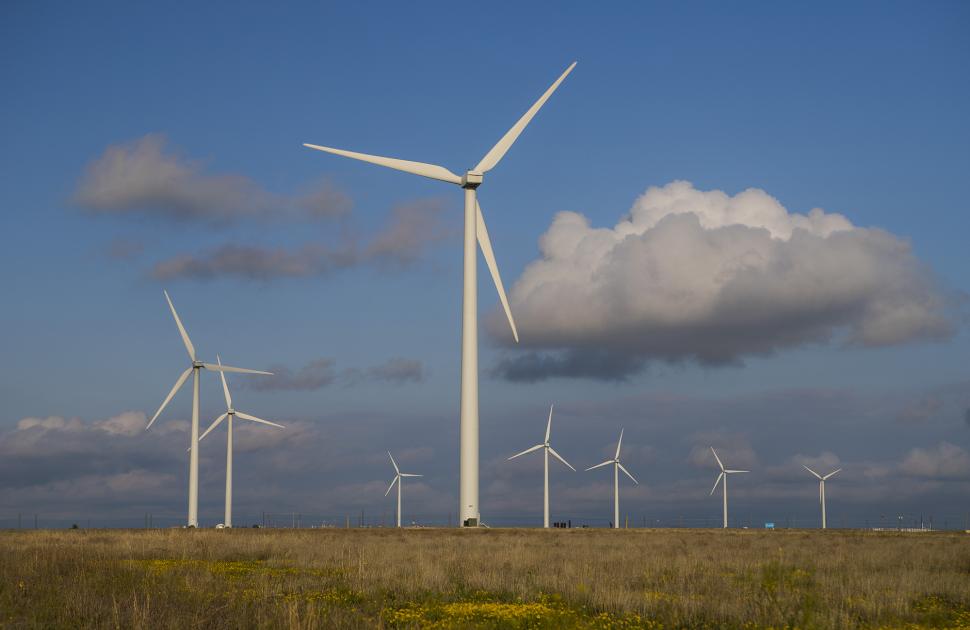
[803,465,841,529]
[586,429,638,529]
[146,291,271,527]
[304,63,576,526]
[507,404,575,528]
[385,452,422,528]
[198,356,284,528]
[709,447,749,529]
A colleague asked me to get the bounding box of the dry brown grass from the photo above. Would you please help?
[0,527,968,629]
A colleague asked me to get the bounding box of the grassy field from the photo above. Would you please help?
[0,528,968,629]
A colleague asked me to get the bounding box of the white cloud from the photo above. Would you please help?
[492,181,952,381]
[900,442,970,479]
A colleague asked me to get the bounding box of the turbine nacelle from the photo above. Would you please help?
[460,171,484,189]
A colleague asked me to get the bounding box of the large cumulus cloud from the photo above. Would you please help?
[492,181,952,381]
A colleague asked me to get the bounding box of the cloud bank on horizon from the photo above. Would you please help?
[492,181,953,381]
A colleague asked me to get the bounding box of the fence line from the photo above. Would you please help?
[1,511,967,531]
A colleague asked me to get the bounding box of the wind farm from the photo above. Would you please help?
[3,3,970,629]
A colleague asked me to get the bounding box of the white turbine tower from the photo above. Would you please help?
[507,404,576,528]
[803,465,841,529]
[586,429,638,529]
[146,291,271,527]
[385,452,422,528]
[304,62,576,526]
[709,447,749,529]
[198,355,284,528]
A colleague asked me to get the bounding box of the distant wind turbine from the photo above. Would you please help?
[709,447,749,529]
[507,404,575,528]
[145,291,271,527]
[803,465,841,529]
[586,429,638,529]
[198,355,284,528]
[304,62,577,527]
[385,452,422,528]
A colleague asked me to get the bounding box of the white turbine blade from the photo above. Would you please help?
[585,459,613,472]
[235,411,284,429]
[303,143,462,185]
[819,481,824,504]
[475,62,577,173]
[725,470,749,474]
[384,475,399,497]
[163,290,196,361]
[216,355,232,410]
[476,201,518,342]
[548,446,575,471]
[618,462,639,485]
[507,444,543,460]
[545,404,553,443]
[803,464,822,479]
[615,428,624,460]
[202,363,273,376]
[823,468,842,480]
[388,451,400,474]
[710,447,724,472]
[146,367,192,430]
[198,413,228,442]
[710,472,725,496]
[400,473,422,478]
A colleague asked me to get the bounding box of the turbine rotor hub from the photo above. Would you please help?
[193,361,205,368]
[461,170,483,189]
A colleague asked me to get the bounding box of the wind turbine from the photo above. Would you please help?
[507,404,575,528]
[385,452,422,528]
[197,355,284,528]
[803,465,841,529]
[304,62,576,526]
[586,429,638,529]
[145,291,271,527]
[709,447,749,529]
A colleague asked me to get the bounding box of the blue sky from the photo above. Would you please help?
[1,1,968,528]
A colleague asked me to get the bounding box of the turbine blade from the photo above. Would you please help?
[216,355,232,410]
[303,143,462,185]
[475,62,577,173]
[146,368,192,430]
[400,473,422,478]
[823,468,842,480]
[507,444,544,460]
[618,462,639,485]
[476,201,518,342]
[803,464,822,479]
[545,404,553,443]
[548,446,576,471]
[384,475,399,497]
[725,470,749,474]
[388,451,400,474]
[710,471,725,495]
[202,363,273,376]
[199,413,228,442]
[819,480,823,504]
[235,411,284,429]
[615,428,624,460]
[585,459,613,472]
[163,290,195,361]
[710,447,724,471]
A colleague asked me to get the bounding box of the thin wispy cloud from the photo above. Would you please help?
[248,357,427,392]
[492,181,954,381]
[150,200,452,281]
[75,134,350,225]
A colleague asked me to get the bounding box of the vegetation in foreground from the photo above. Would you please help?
[0,528,968,629]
